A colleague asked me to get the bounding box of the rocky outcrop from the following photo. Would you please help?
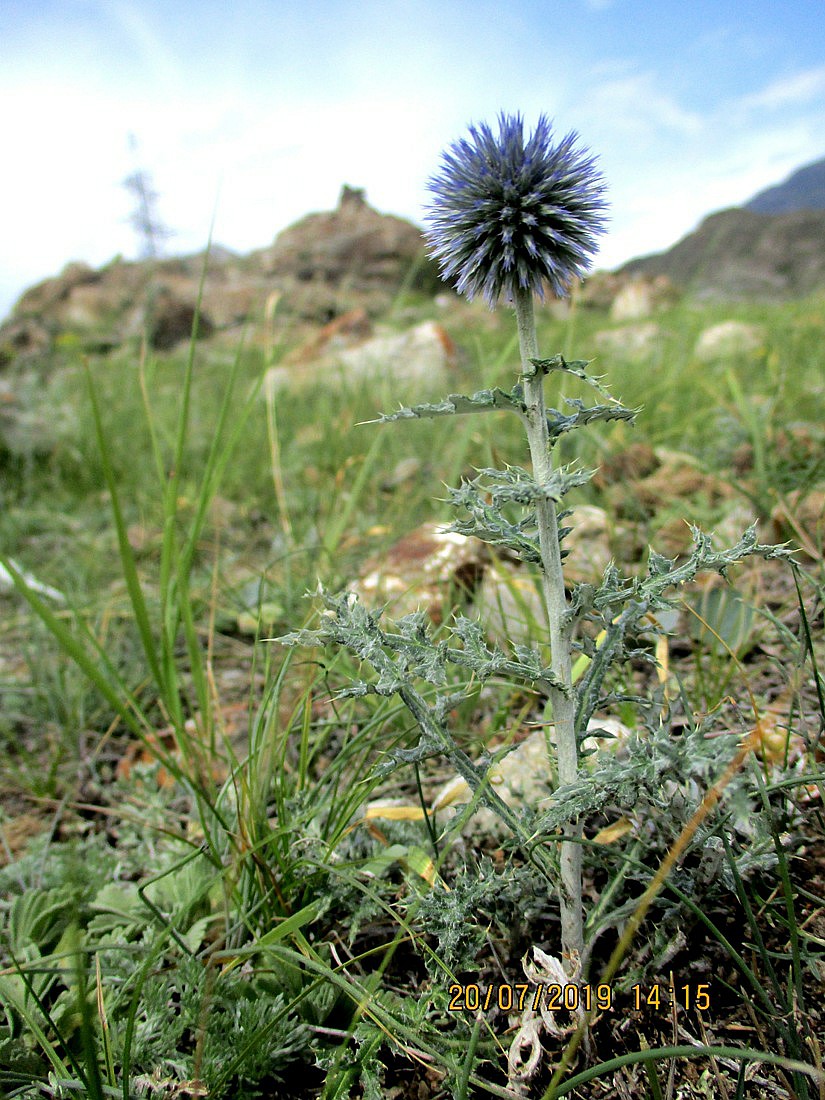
[0,186,440,362]
[250,185,441,318]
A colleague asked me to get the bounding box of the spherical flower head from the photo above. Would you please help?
[424,113,608,307]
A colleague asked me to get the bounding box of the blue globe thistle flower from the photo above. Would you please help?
[424,113,607,307]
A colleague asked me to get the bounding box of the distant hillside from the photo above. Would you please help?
[618,205,825,300]
[616,154,825,300]
[745,157,825,214]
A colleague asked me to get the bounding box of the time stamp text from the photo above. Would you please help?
[447,982,712,1014]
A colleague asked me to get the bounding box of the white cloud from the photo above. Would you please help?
[572,69,704,145]
[738,65,825,111]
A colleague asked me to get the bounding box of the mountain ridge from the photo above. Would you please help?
[744,156,825,214]
[616,155,825,299]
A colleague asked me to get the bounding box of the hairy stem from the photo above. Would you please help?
[514,286,583,973]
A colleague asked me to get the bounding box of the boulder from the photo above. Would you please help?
[0,370,68,458]
[474,506,615,648]
[594,322,661,358]
[285,307,373,365]
[334,319,457,383]
[0,318,52,364]
[694,321,766,361]
[473,561,545,650]
[430,720,633,837]
[145,289,214,350]
[351,522,487,623]
[12,261,100,318]
[579,271,623,310]
[609,275,678,320]
[255,185,436,291]
[264,319,458,391]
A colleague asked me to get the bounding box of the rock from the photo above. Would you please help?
[561,505,615,583]
[609,275,678,320]
[607,450,733,522]
[474,508,614,648]
[251,185,439,322]
[592,443,659,490]
[0,318,51,364]
[257,184,434,285]
[430,720,633,837]
[579,271,623,310]
[694,321,766,361]
[0,370,69,458]
[146,289,214,350]
[473,560,546,649]
[285,307,373,365]
[336,320,456,383]
[594,322,661,358]
[265,319,457,391]
[618,206,825,301]
[0,186,437,359]
[351,522,486,623]
[12,261,100,318]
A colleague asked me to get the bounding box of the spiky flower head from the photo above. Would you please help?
[424,113,607,307]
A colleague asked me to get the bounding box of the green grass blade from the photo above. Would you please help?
[322,427,387,559]
[85,363,165,695]
[70,928,106,1100]
[547,1044,824,1097]
[0,555,147,739]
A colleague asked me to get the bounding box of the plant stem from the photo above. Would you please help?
[514,286,583,974]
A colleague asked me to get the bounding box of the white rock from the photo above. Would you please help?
[694,321,765,362]
[610,280,655,321]
[609,275,678,321]
[264,319,457,392]
[594,322,660,358]
[431,720,633,837]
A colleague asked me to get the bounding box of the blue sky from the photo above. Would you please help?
[2,0,825,321]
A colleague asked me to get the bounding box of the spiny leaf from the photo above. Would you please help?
[367,386,525,424]
[526,354,627,403]
[448,504,542,563]
[452,464,594,506]
[547,397,638,442]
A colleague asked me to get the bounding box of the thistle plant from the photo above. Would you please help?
[426,113,606,969]
[280,113,791,982]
